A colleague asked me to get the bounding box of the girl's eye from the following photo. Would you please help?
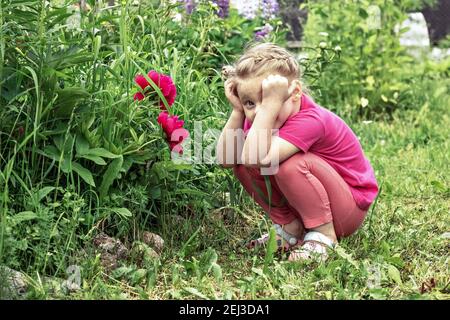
[244,101,255,108]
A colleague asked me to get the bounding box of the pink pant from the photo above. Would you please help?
[233,152,367,238]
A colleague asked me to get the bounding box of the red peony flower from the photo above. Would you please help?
[133,92,145,101]
[133,70,177,110]
[157,111,189,154]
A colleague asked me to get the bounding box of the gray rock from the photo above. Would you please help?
[0,266,28,299]
[142,231,165,254]
[93,232,129,258]
[92,232,129,271]
[130,241,159,267]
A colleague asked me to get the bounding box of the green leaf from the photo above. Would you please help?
[150,187,161,200]
[42,145,61,162]
[37,186,55,202]
[60,158,72,174]
[76,134,90,156]
[72,162,96,187]
[112,266,133,279]
[388,265,402,285]
[80,154,107,165]
[152,161,193,180]
[10,211,38,224]
[182,287,208,300]
[200,248,218,275]
[130,269,147,285]
[93,35,102,61]
[175,188,207,196]
[211,263,222,281]
[430,180,447,193]
[53,135,64,151]
[369,288,388,300]
[252,267,264,276]
[263,227,277,273]
[121,156,134,174]
[358,8,368,19]
[129,127,138,142]
[87,148,120,159]
[335,246,359,268]
[264,176,272,209]
[84,114,96,131]
[111,207,133,218]
[99,156,123,200]
[54,87,90,117]
[316,7,329,18]
[53,134,74,158]
[386,255,405,268]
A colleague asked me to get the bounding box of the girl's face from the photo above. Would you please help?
[236,74,301,129]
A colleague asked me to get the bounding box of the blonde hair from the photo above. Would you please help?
[222,42,301,82]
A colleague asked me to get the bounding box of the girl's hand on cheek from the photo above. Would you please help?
[261,75,295,112]
[224,79,244,113]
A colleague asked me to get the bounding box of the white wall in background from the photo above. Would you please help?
[396,12,449,60]
[396,12,431,59]
[398,13,430,48]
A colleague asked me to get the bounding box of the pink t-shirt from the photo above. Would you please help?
[243,94,379,211]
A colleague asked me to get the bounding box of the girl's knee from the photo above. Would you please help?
[276,152,309,179]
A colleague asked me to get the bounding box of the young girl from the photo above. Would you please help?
[217,43,379,262]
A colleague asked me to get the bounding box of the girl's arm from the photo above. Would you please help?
[242,75,294,166]
[216,110,245,168]
[260,136,300,167]
[242,107,277,166]
[216,79,245,168]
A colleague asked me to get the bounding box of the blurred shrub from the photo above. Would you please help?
[301,0,442,120]
[0,0,287,272]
